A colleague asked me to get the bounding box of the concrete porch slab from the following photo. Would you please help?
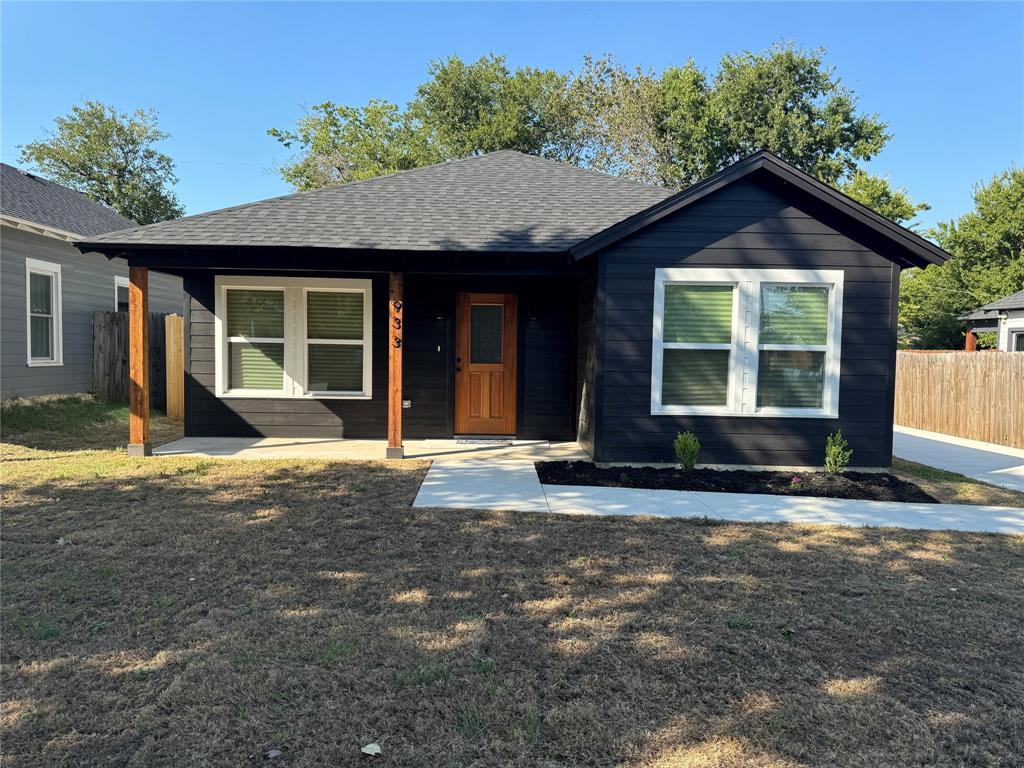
[153,436,589,462]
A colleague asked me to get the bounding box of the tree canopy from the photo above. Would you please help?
[900,167,1024,348]
[269,44,926,225]
[19,100,183,225]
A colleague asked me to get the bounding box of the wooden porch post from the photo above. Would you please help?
[965,330,978,352]
[128,266,151,456]
[387,272,404,459]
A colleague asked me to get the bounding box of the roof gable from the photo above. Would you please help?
[570,151,950,269]
[77,151,671,253]
[1,163,135,237]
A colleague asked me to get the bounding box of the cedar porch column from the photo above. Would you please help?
[965,330,978,352]
[386,272,404,459]
[128,265,151,456]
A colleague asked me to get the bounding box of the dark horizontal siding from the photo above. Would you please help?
[595,175,900,468]
[183,273,387,439]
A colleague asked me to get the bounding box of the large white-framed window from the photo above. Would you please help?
[114,275,130,312]
[214,276,372,399]
[652,267,843,418]
[25,257,63,366]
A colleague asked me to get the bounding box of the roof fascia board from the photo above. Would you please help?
[1,214,83,242]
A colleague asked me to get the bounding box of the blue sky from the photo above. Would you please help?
[2,1,1021,229]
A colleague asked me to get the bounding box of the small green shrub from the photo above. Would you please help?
[673,431,700,470]
[824,429,853,474]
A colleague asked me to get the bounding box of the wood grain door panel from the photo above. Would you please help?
[455,292,517,435]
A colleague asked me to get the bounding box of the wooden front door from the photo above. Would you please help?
[454,292,517,435]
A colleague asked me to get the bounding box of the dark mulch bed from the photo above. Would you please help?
[536,460,939,503]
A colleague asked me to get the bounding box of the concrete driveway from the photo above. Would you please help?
[893,426,1024,492]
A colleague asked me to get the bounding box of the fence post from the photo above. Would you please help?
[165,314,185,422]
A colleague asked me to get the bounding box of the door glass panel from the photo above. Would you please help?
[470,304,503,364]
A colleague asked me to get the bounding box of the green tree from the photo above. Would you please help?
[19,100,183,225]
[269,45,926,226]
[839,170,930,228]
[571,44,926,223]
[270,55,583,191]
[900,167,1024,348]
[414,54,580,160]
[267,100,440,189]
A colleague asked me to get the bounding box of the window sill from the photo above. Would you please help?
[652,407,838,419]
[217,391,372,400]
[27,360,63,367]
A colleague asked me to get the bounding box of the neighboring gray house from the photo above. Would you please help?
[1,163,182,398]
[961,289,1024,352]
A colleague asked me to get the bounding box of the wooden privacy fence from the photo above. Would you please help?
[93,312,184,419]
[894,351,1024,448]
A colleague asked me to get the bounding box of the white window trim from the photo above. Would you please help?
[25,257,63,367]
[651,267,843,418]
[214,276,373,399]
[113,275,129,311]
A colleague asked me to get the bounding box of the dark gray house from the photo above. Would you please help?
[961,289,1024,352]
[1,163,182,398]
[76,151,949,467]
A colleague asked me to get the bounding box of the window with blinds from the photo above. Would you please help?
[216,277,372,398]
[757,285,829,408]
[26,258,62,366]
[226,289,285,391]
[652,268,842,417]
[660,285,734,406]
[306,291,365,393]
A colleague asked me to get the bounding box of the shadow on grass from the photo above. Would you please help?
[1,395,181,452]
[2,455,1022,767]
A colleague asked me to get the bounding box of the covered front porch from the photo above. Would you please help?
[122,262,591,459]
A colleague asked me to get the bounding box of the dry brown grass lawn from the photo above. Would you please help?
[2,416,1023,766]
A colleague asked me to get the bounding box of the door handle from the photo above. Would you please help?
[455,367,462,373]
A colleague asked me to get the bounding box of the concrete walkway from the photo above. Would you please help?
[893,426,1024,492]
[413,459,1024,535]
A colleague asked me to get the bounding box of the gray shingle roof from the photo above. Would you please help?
[961,288,1024,319]
[1,163,135,236]
[79,151,672,252]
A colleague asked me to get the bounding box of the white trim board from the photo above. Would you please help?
[24,257,63,367]
[213,275,373,400]
[651,267,843,418]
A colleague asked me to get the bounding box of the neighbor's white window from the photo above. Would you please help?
[114,275,130,312]
[214,276,372,398]
[25,257,63,366]
[652,268,843,418]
